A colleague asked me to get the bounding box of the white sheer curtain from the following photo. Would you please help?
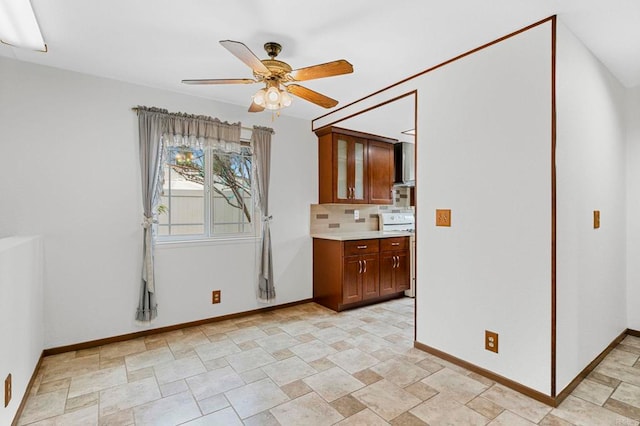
[135,106,241,322]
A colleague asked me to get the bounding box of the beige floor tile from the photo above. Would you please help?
[489,410,536,425]
[194,337,241,361]
[304,366,365,402]
[312,327,352,344]
[226,325,269,344]
[605,348,640,367]
[182,406,243,425]
[153,355,206,384]
[64,391,97,413]
[337,408,388,425]
[353,379,421,421]
[126,366,154,383]
[612,382,640,408]
[99,339,147,360]
[132,390,201,426]
[595,360,640,387]
[360,322,403,337]
[270,392,344,426]
[243,410,281,426]
[538,413,575,426]
[124,347,174,372]
[551,395,638,426]
[98,408,134,426]
[186,365,244,401]
[281,379,313,399]
[255,332,301,353]
[68,366,127,399]
[604,398,640,421]
[37,378,71,395]
[404,381,438,401]
[262,355,317,386]
[239,367,268,383]
[41,355,99,384]
[410,392,489,425]
[370,358,429,387]
[225,347,276,373]
[421,367,488,404]
[328,348,380,374]
[159,379,189,397]
[18,389,67,425]
[196,392,230,415]
[389,411,429,425]
[29,404,98,426]
[279,320,320,336]
[572,378,614,405]
[481,384,551,423]
[290,339,337,362]
[225,377,289,419]
[330,394,367,418]
[98,376,161,417]
[467,395,505,420]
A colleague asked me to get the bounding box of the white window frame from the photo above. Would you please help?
[156,138,259,244]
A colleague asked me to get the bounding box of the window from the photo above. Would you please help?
[157,141,254,240]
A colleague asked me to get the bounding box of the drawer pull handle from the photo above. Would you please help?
[391,242,400,246]
[357,245,367,249]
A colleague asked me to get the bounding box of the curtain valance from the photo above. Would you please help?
[135,106,242,150]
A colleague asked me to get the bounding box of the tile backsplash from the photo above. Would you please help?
[310,198,414,235]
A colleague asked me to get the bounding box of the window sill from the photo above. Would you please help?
[155,236,260,250]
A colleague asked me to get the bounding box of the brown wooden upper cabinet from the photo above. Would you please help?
[316,127,396,205]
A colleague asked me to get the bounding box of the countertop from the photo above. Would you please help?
[311,231,413,241]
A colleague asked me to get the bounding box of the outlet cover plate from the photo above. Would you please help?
[212,290,221,304]
[485,330,499,353]
[436,209,451,227]
[594,210,600,229]
[4,373,11,407]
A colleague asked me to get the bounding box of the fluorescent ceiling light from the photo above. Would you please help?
[0,0,46,51]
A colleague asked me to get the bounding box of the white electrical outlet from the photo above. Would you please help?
[354,210,360,220]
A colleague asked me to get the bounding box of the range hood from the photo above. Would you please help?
[394,142,415,187]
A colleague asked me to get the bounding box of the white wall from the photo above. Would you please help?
[0,57,316,348]
[315,20,554,395]
[627,86,640,330]
[0,236,44,426]
[418,22,552,394]
[555,21,628,391]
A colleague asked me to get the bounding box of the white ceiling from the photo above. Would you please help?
[2,0,639,128]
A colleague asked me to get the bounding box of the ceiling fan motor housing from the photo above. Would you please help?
[264,42,282,58]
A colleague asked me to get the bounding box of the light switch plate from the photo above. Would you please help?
[354,210,359,220]
[594,210,600,229]
[436,209,451,227]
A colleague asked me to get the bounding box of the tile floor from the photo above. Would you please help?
[15,298,640,425]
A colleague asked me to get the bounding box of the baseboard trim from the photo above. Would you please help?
[626,328,640,338]
[415,328,634,408]
[414,341,556,406]
[11,352,44,426]
[555,329,628,404]
[43,298,314,356]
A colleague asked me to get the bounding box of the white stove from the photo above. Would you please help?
[378,212,415,233]
[379,212,416,297]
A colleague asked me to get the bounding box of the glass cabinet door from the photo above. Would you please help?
[353,140,365,201]
[336,137,348,200]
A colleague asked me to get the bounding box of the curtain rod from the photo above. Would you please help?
[131,107,254,132]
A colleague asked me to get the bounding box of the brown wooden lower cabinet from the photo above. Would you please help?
[313,236,409,311]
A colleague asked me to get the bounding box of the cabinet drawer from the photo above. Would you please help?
[380,237,409,252]
[344,239,379,256]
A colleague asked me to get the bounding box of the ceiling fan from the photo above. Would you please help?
[182,40,354,112]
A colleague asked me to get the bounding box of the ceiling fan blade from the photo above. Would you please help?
[219,40,270,75]
[182,78,257,85]
[286,84,338,108]
[248,101,265,113]
[290,60,353,81]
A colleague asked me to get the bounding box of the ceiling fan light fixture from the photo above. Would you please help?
[281,90,292,107]
[253,88,266,107]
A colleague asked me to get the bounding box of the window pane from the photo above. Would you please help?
[210,150,252,235]
[159,147,205,236]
